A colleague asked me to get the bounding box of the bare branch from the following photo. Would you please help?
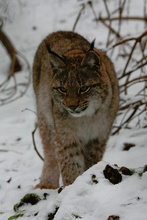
[32,123,44,161]
[72,3,85,32]
[95,16,147,22]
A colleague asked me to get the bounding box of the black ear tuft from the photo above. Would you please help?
[89,39,96,51]
[44,40,66,72]
[44,40,65,62]
[44,40,52,54]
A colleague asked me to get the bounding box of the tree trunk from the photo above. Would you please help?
[0,29,21,75]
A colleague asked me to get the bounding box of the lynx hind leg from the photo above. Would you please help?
[36,114,60,189]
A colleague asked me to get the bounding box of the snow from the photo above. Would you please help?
[0,0,147,219]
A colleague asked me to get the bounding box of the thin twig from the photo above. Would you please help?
[72,3,85,32]
[32,123,44,161]
[103,0,112,47]
[0,50,31,106]
[95,16,147,22]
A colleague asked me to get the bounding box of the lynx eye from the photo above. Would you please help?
[79,86,91,94]
[57,87,67,94]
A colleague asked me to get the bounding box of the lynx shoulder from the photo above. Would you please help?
[33,31,119,189]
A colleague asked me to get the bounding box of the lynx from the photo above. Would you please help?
[33,31,119,189]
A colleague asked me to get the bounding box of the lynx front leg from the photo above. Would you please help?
[56,144,85,186]
[36,114,60,189]
[84,139,106,170]
[36,145,60,189]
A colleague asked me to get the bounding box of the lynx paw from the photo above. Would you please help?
[35,183,58,189]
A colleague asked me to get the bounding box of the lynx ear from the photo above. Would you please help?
[81,50,100,70]
[49,53,66,72]
[44,41,66,72]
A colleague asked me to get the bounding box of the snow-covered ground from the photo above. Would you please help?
[0,0,147,219]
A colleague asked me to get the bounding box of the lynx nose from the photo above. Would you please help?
[63,98,79,111]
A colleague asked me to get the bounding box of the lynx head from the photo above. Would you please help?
[45,41,109,117]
